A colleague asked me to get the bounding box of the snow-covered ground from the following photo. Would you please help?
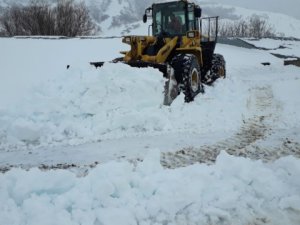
[0,37,300,224]
[244,38,300,58]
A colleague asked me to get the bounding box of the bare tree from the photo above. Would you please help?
[22,1,55,35]
[54,0,94,36]
[219,15,276,38]
[248,15,275,38]
[0,0,95,36]
[1,5,24,36]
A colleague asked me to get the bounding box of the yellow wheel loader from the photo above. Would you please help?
[91,0,226,105]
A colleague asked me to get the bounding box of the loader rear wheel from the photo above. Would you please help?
[211,54,226,78]
[171,54,204,103]
[204,53,226,85]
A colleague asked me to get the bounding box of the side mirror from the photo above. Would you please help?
[195,7,202,18]
[143,14,147,23]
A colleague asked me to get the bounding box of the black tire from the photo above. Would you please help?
[204,53,226,85]
[211,53,226,78]
[171,54,204,103]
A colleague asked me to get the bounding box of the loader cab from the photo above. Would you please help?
[144,1,201,37]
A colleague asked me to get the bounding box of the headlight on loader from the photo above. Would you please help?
[187,31,196,38]
[123,36,131,44]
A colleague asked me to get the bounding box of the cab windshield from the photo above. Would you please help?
[152,2,188,36]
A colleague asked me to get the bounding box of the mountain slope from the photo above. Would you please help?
[1,0,300,38]
[201,2,300,38]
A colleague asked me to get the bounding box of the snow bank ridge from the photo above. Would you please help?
[1,150,300,225]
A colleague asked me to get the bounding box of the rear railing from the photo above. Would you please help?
[199,16,219,42]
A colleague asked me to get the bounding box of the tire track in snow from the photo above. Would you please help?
[161,85,300,169]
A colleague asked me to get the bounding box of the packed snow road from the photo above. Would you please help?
[162,79,300,168]
[0,37,300,225]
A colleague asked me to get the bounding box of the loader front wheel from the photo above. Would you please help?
[171,54,204,103]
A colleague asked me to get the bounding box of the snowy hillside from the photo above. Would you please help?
[201,3,300,38]
[0,36,300,224]
[0,0,149,36]
[1,0,300,37]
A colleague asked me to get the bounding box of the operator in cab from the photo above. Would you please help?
[169,13,181,34]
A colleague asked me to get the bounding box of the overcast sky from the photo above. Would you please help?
[202,0,300,19]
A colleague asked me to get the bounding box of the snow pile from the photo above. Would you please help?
[0,38,250,151]
[0,60,247,150]
[0,62,162,147]
[0,38,125,109]
[1,150,300,225]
